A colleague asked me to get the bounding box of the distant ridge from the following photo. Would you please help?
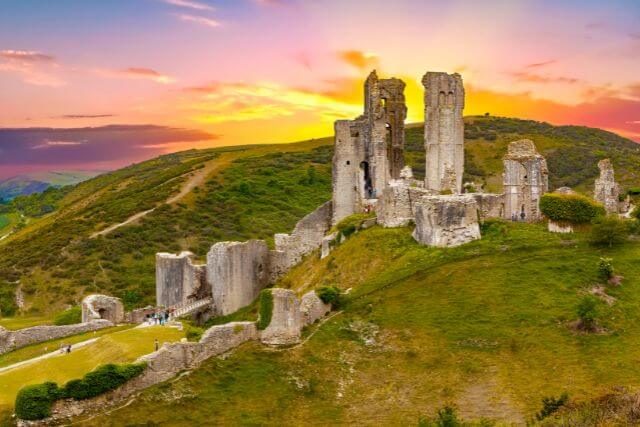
[0,170,105,201]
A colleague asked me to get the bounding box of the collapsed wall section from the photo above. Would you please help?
[413,195,480,247]
[594,158,620,214]
[81,294,125,323]
[206,240,270,316]
[274,200,332,271]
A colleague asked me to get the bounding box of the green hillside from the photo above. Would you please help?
[85,222,640,425]
[0,170,102,201]
[1,116,639,318]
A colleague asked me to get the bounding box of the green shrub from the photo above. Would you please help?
[577,296,599,331]
[185,324,204,342]
[331,213,374,238]
[590,217,628,247]
[598,257,614,279]
[627,187,640,195]
[535,393,569,421]
[480,218,508,237]
[418,405,463,427]
[540,193,605,224]
[53,306,82,325]
[60,363,145,400]
[257,289,273,330]
[15,382,59,420]
[632,206,640,221]
[316,286,341,308]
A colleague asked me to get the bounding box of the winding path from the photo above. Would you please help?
[90,157,225,238]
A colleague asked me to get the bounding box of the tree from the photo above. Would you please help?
[589,217,628,247]
[576,295,599,331]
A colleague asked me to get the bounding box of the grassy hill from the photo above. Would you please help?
[1,116,639,319]
[82,221,640,425]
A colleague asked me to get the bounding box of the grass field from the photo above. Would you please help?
[83,223,640,425]
[0,325,133,368]
[0,315,53,330]
[0,325,184,415]
[0,215,8,231]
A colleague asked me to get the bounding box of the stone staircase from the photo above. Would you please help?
[169,297,213,320]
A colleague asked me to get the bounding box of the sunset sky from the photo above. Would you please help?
[1,0,639,178]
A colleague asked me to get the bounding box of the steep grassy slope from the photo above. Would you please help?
[81,222,640,425]
[1,116,639,318]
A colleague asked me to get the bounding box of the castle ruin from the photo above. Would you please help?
[332,71,406,224]
[502,139,549,222]
[155,69,555,325]
[594,158,620,214]
[423,72,465,194]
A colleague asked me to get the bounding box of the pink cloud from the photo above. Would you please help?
[163,0,214,11]
[177,13,221,28]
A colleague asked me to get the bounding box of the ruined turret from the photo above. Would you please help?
[503,139,548,222]
[594,159,620,214]
[332,70,407,224]
[422,72,465,194]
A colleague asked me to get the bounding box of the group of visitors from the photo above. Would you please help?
[145,310,171,325]
[510,211,527,221]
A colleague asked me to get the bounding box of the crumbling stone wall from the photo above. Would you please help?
[156,252,207,308]
[0,320,112,355]
[274,201,332,270]
[81,294,125,323]
[503,139,548,222]
[42,322,258,425]
[332,71,407,224]
[377,180,414,227]
[423,72,465,193]
[300,291,331,325]
[594,159,620,214]
[260,288,302,346]
[472,193,505,219]
[413,195,480,247]
[207,240,270,316]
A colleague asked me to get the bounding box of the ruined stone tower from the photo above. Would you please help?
[594,159,620,214]
[332,70,407,223]
[502,139,548,222]
[422,72,465,194]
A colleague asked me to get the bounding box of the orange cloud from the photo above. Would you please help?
[119,67,175,84]
[337,50,379,70]
[508,72,580,85]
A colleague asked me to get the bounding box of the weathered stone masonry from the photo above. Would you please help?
[594,158,620,214]
[156,251,207,308]
[332,71,407,224]
[423,72,465,194]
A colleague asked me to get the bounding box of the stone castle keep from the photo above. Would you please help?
[155,69,624,324]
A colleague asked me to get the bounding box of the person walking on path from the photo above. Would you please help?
[155,339,159,351]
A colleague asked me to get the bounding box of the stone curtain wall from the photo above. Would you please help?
[0,320,112,355]
[423,72,465,194]
[207,240,270,316]
[273,201,332,271]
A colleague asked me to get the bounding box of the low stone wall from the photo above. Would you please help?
[0,320,112,355]
[29,322,258,426]
[548,220,573,233]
